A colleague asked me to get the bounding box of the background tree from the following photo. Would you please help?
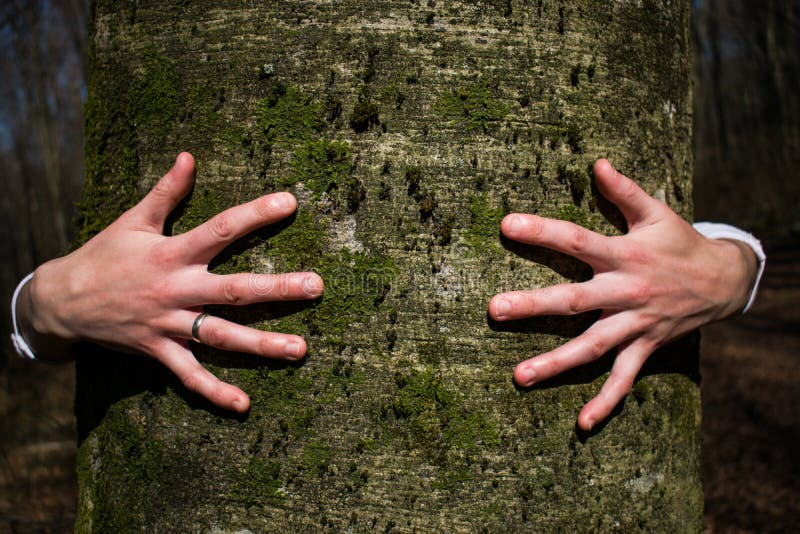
[74,1,701,530]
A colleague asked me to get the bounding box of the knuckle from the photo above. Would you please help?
[627,283,651,307]
[584,334,607,360]
[619,176,640,202]
[220,278,242,305]
[527,217,545,240]
[566,286,585,314]
[148,241,174,266]
[151,177,172,199]
[181,371,204,395]
[566,226,588,253]
[209,213,235,241]
[612,374,635,396]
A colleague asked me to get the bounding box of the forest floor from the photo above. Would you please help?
[1,247,798,533]
[701,245,800,533]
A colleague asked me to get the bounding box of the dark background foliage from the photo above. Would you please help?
[1,0,797,531]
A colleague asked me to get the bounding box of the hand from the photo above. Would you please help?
[489,159,758,431]
[18,153,324,413]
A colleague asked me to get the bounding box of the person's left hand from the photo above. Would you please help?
[488,159,757,430]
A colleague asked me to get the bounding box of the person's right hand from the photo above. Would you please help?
[19,152,323,412]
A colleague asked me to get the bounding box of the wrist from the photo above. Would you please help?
[17,262,79,361]
[714,238,759,318]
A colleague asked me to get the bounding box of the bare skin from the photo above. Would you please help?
[489,159,758,431]
[15,153,324,413]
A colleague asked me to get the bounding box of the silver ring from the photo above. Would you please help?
[191,312,210,343]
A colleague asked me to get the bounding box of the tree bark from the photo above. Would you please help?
[76,1,700,531]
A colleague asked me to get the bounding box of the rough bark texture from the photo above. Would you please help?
[77,1,700,531]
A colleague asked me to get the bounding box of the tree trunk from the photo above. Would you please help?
[76,1,700,531]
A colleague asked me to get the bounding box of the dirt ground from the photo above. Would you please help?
[1,247,798,533]
[701,246,800,533]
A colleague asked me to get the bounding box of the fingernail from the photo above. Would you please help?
[517,364,536,386]
[303,274,324,297]
[271,193,293,211]
[286,340,303,358]
[232,396,248,412]
[507,214,524,235]
[494,298,511,319]
[584,417,595,431]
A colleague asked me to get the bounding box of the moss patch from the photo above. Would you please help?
[266,209,327,272]
[257,84,324,143]
[75,402,185,531]
[465,193,505,251]
[273,249,395,345]
[131,50,181,145]
[437,82,509,132]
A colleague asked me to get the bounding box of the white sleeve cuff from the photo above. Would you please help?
[10,272,37,360]
[693,222,766,313]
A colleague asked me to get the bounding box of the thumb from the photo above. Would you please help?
[593,159,662,229]
[130,152,196,232]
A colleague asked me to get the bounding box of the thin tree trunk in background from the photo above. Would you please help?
[77,1,700,530]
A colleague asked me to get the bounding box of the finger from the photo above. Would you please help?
[154,339,250,412]
[501,213,613,270]
[181,272,324,307]
[179,312,308,360]
[489,276,626,321]
[513,311,637,387]
[175,192,297,263]
[577,338,653,431]
[131,152,196,232]
[593,159,665,229]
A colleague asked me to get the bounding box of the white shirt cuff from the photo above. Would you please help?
[10,272,37,360]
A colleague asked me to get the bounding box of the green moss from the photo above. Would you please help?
[273,249,395,345]
[76,403,172,530]
[391,366,499,453]
[177,184,227,231]
[77,54,141,243]
[288,139,355,198]
[228,458,285,506]
[300,440,335,477]
[185,83,226,139]
[557,204,590,228]
[311,250,395,343]
[257,84,324,143]
[266,209,327,272]
[465,193,504,251]
[131,50,181,144]
[437,82,509,131]
[379,82,406,109]
[417,338,450,366]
